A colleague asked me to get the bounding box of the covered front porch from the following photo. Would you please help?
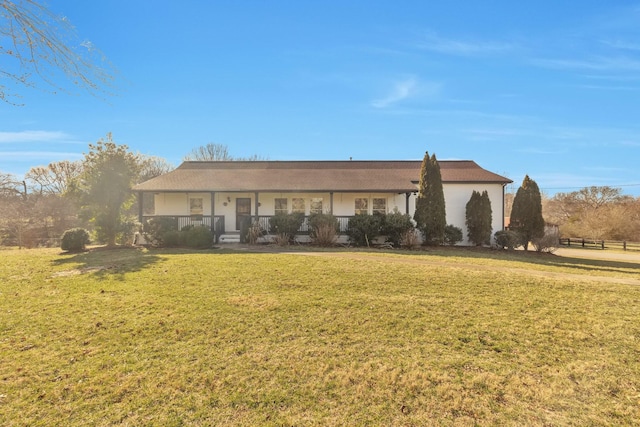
[137,190,414,243]
[139,213,354,243]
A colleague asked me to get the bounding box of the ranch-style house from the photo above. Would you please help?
[133,160,512,245]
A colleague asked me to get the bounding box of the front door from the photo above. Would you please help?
[236,198,251,231]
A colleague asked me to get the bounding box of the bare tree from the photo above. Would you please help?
[1,0,114,103]
[184,143,266,161]
[25,160,82,194]
[0,171,32,247]
[184,143,232,161]
[546,186,636,241]
[1,166,84,247]
[138,155,174,183]
[0,171,29,197]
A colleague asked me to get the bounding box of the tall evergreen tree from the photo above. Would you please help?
[413,151,446,245]
[510,175,545,250]
[479,190,493,245]
[71,133,141,247]
[413,152,430,232]
[465,190,492,245]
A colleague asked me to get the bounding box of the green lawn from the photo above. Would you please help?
[1,247,639,426]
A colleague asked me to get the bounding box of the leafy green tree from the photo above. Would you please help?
[510,175,544,250]
[71,133,140,247]
[413,151,446,245]
[465,190,492,245]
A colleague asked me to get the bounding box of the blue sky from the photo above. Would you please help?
[2,0,640,195]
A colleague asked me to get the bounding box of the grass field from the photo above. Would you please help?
[1,246,639,426]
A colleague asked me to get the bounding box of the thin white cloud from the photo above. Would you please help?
[513,171,640,195]
[418,33,514,56]
[463,128,532,139]
[582,74,640,82]
[584,165,632,173]
[601,39,640,51]
[371,77,440,108]
[524,172,625,193]
[517,147,568,155]
[531,56,640,72]
[0,130,74,143]
[579,84,640,91]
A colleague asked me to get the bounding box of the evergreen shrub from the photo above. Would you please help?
[381,211,414,247]
[183,226,212,249]
[162,230,182,247]
[494,230,522,250]
[444,224,463,246]
[347,214,383,247]
[60,228,90,252]
[143,217,178,246]
[270,213,305,243]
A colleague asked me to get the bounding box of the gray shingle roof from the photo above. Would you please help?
[133,160,512,192]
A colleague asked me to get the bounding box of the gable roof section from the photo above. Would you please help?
[133,160,512,193]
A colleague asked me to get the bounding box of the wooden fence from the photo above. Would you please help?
[559,238,640,252]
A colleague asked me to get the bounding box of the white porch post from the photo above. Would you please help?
[138,191,144,223]
[254,192,259,217]
[405,192,411,215]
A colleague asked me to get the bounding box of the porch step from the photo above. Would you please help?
[219,234,241,243]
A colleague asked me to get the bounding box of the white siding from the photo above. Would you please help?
[154,193,211,216]
[150,183,505,244]
[442,183,505,245]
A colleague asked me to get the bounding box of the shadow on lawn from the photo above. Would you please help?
[376,245,640,278]
[224,242,640,279]
[205,243,640,279]
[533,255,639,277]
[51,243,638,282]
[51,246,164,280]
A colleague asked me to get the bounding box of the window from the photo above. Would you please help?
[142,193,155,215]
[190,198,203,215]
[292,198,305,214]
[373,198,386,215]
[275,198,288,215]
[355,198,368,215]
[310,198,323,214]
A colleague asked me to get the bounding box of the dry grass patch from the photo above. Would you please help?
[0,247,638,426]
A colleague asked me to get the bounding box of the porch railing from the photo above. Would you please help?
[142,214,352,236]
[251,215,352,234]
[142,215,226,241]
